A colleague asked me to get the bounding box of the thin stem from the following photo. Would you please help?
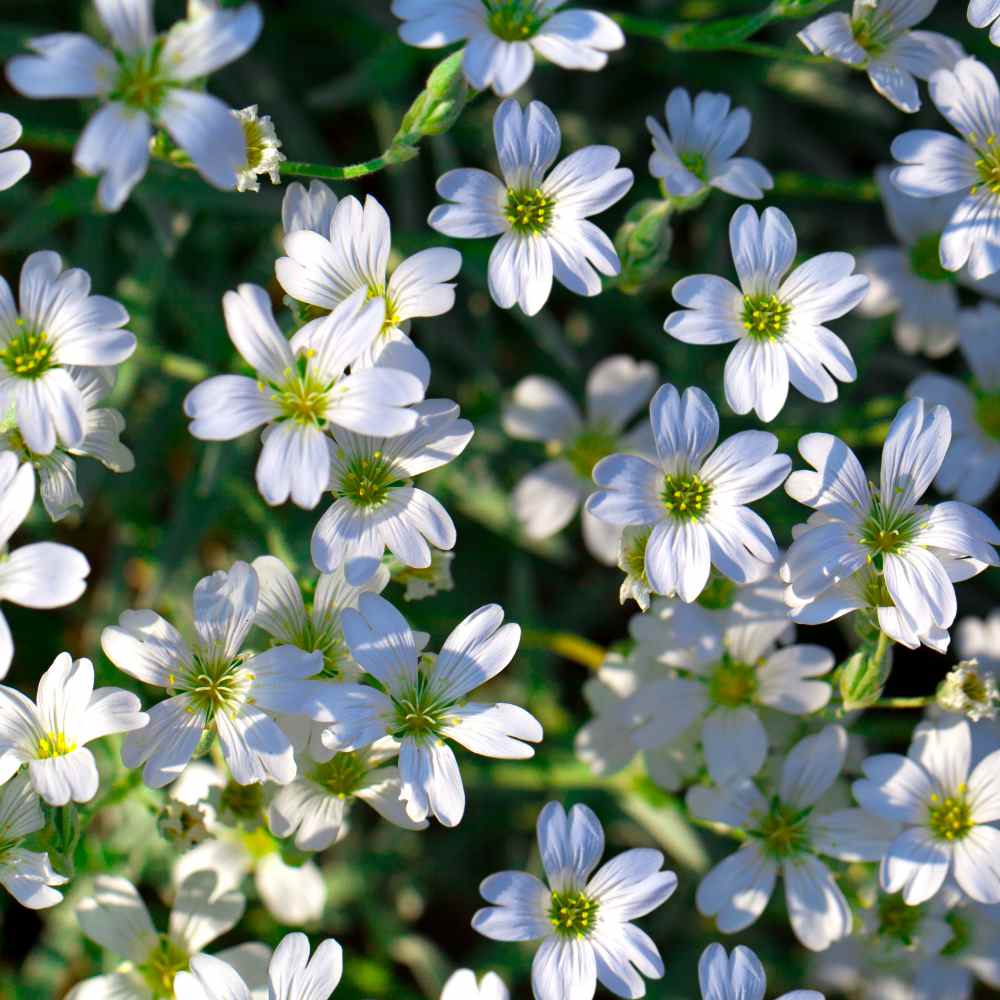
[521,629,606,669]
[870,695,932,710]
[280,155,397,181]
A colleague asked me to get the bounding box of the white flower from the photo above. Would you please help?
[394,549,455,601]
[798,0,962,113]
[969,0,1000,45]
[586,383,791,603]
[646,88,773,202]
[326,593,542,827]
[101,560,331,788]
[429,99,633,316]
[783,397,1000,651]
[232,105,284,193]
[0,113,29,191]
[472,800,677,1000]
[277,193,461,388]
[67,871,249,999]
[282,179,339,238]
[958,610,1000,670]
[693,725,898,951]
[0,651,146,806]
[698,943,824,1000]
[310,398,473,586]
[503,355,657,565]
[0,251,135,455]
[906,303,1000,504]
[0,453,90,678]
[6,0,262,211]
[183,285,424,510]
[174,932,342,1000]
[392,0,624,97]
[854,718,1000,905]
[0,773,67,909]
[665,206,867,422]
[937,659,999,722]
[891,57,1000,280]
[441,969,509,1000]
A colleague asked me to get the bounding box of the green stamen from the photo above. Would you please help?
[336,450,399,510]
[1,325,55,379]
[859,495,922,567]
[310,752,368,798]
[36,731,77,759]
[270,358,332,427]
[742,294,790,341]
[660,472,711,520]
[548,889,598,938]
[485,0,546,41]
[708,653,758,708]
[390,670,452,743]
[971,133,1000,197]
[138,935,189,998]
[679,150,707,180]
[112,44,172,113]
[927,788,974,841]
[504,187,554,235]
[751,798,812,860]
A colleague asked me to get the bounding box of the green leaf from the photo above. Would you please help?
[668,10,776,50]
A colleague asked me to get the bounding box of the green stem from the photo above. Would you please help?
[520,630,606,669]
[870,695,932,710]
[773,170,879,202]
[280,155,396,181]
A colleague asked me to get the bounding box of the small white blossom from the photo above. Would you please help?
[232,104,284,193]
[0,774,66,909]
[665,205,867,422]
[472,800,677,1000]
[441,969,509,1000]
[937,659,999,722]
[281,179,339,238]
[958,610,1000,670]
[969,0,1000,45]
[429,99,633,316]
[392,0,624,97]
[647,88,773,202]
[394,549,455,601]
[0,113,29,191]
[699,943,824,1000]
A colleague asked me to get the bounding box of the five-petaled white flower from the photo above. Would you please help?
[665,205,867,422]
[891,57,1000,279]
[854,718,1000,905]
[183,284,424,510]
[0,113,29,191]
[969,0,1000,45]
[325,593,543,827]
[0,773,67,909]
[646,88,773,203]
[472,800,677,1000]
[0,652,146,806]
[783,397,1000,652]
[699,943,824,1000]
[503,355,657,565]
[587,383,791,603]
[0,454,90,678]
[310,398,473,586]
[101,560,332,788]
[429,98,633,316]
[6,0,262,211]
[0,251,135,455]
[798,0,962,113]
[441,969,510,1000]
[907,302,1000,504]
[693,725,898,951]
[392,0,624,97]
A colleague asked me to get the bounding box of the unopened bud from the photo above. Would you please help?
[614,200,672,294]
[394,52,472,150]
[839,635,893,711]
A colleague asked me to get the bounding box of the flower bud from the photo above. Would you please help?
[614,200,672,295]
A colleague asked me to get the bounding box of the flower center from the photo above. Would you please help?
[504,187,555,235]
[851,8,896,55]
[271,359,331,427]
[927,790,974,841]
[139,935,189,998]
[876,893,924,946]
[311,752,368,798]
[390,669,451,743]
[220,779,264,823]
[972,134,1000,197]
[548,889,598,938]
[564,426,618,480]
[177,655,252,720]
[697,573,737,610]
[859,495,921,567]
[485,0,546,40]
[1,325,55,379]
[36,730,77,759]
[742,294,790,341]
[974,389,1000,440]
[295,618,352,679]
[708,654,758,708]
[336,450,399,510]
[660,472,711,520]
[242,118,268,172]
[679,150,707,180]
[752,799,811,860]
[241,826,277,860]
[112,45,172,113]
[908,232,950,283]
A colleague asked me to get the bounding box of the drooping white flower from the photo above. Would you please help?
[503,355,657,564]
[183,285,424,510]
[586,383,791,603]
[282,179,339,238]
[0,453,90,678]
[969,0,1000,45]
[174,932,342,1000]
[0,652,146,806]
[783,397,1000,651]
[277,193,461,388]
[937,659,999,722]
[853,718,1000,905]
[429,99,633,316]
[665,206,867,422]
[472,800,677,1000]
[693,725,898,951]
[441,969,509,1000]
[646,88,773,202]
[906,303,1000,504]
[0,251,135,455]
[101,560,331,788]
[6,0,262,211]
[392,0,624,97]
[798,0,962,113]
[232,105,284,193]
[310,398,473,586]
[0,773,67,909]
[699,943,824,1000]
[0,113,29,191]
[891,57,1000,280]
[325,593,542,827]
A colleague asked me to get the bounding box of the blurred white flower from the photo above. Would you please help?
[0,774,66,909]
[429,99,633,315]
[5,0,262,210]
[958,610,1000,670]
[281,179,339,238]
[969,0,1000,45]
[698,943,824,1000]
[503,355,657,564]
[392,0,624,96]
[665,205,867,422]
[647,88,773,202]
[232,105,284,193]
[441,969,509,1000]
[0,113,29,191]
[472,800,677,1000]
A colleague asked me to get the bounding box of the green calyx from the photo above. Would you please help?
[336,450,400,510]
[708,653,759,708]
[741,293,790,341]
[484,0,547,41]
[908,232,951,284]
[660,471,711,520]
[310,752,368,798]
[504,187,555,235]
[548,889,599,939]
[564,426,618,480]
[750,797,812,860]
